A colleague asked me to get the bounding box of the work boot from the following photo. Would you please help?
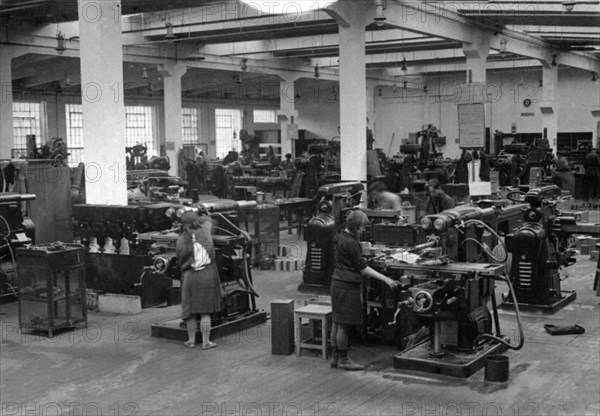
[337,357,364,371]
[330,348,339,369]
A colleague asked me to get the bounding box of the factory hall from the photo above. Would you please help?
[2,1,600,415]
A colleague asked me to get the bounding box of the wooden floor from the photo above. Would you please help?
[1,216,599,416]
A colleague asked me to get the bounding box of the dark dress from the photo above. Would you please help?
[330,230,367,325]
[177,226,223,320]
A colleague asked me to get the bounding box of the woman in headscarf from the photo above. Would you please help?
[329,210,399,371]
[177,211,222,350]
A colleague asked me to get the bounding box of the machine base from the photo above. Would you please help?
[500,290,576,314]
[151,310,268,342]
[394,339,509,378]
[297,283,331,295]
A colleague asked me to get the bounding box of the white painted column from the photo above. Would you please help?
[366,80,376,136]
[338,0,367,182]
[541,64,559,152]
[78,0,127,204]
[462,33,489,104]
[277,76,299,157]
[0,47,16,159]
[159,62,187,176]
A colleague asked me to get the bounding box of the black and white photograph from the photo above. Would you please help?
[1,0,599,415]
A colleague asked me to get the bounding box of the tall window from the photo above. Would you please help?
[65,103,84,166]
[125,105,156,156]
[215,108,242,158]
[182,107,200,145]
[253,109,277,124]
[12,102,41,157]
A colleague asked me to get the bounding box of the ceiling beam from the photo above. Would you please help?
[377,0,599,73]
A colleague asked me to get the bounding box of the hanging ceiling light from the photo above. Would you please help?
[592,72,598,82]
[378,87,382,97]
[55,32,66,53]
[539,79,543,87]
[241,58,248,71]
[499,37,507,54]
[235,74,243,85]
[400,57,408,72]
[142,67,148,80]
[519,77,525,86]
[562,1,576,12]
[314,64,320,78]
[164,21,176,40]
[551,54,558,66]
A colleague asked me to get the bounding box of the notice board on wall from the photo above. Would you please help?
[458,103,485,148]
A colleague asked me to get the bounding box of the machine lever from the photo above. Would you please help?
[388,299,413,326]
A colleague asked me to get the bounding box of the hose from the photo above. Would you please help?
[474,274,524,351]
[460,219,508,263]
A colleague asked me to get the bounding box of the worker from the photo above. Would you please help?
[329,211,399,371]
[583,146,600,201]
[551,153,575,195]
[177,212,221,350]
[424,178,455,215]
[279,153,296,177]
[304,147,324,199]
[368,181,402,210]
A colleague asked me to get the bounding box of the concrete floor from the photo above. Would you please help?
[1,218,599,416]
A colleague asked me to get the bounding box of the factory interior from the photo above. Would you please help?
[1,0,600,415]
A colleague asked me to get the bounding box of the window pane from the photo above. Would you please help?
[12,102,41,157]
[253,109,276,124]
[65,103,84,166]
[215,109,242,158]
[125,105,156,156]
[182,107,200,145]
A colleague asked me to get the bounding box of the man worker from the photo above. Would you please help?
[424,178,455,215]
[368,181,402,210]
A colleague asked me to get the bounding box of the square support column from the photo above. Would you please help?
[338,0,368,182]
[78,0,127,205]
[159,62,187,176]
[541,64,559,152]
[278,77,299,157]
[0,47,16,159]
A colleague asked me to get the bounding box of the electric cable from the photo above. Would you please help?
[474,274,524,351]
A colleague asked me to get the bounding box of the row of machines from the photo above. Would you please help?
[302,182,599,377]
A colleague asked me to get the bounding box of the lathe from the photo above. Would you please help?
[144,199,268,341]
[0,193,36,301]
[301,182,365,289]
[502,185,600,313]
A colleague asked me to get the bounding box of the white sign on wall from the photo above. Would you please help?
[458,103,485,149]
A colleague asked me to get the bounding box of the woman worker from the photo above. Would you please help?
[177,211,222,350]
[330,210,399,370]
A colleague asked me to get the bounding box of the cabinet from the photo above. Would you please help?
[17,244,87,337]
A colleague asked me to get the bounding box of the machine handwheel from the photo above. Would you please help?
[506,190,526,203]
[414,291,434,313]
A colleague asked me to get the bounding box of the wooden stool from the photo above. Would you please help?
[294,304,332,359]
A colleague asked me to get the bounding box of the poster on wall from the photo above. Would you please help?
[458,103,485,148]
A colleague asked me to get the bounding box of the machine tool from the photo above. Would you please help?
[502,185,600,313]
[0,193,36,302]
[369,204,525,378]
[301,182,365,289]
[145,199,268,341]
